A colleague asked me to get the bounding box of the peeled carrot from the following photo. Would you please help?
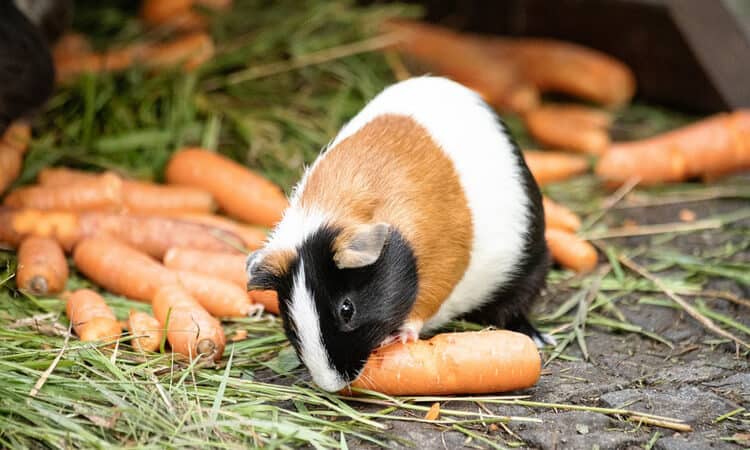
[543,197,581,233]
[166,148,288,227]
[478,37,636,107]
[152,284,225,361]
[4,172,123,212]
[248,290,280,315]
[74,237,177,302]
[596,110,750,185]
[66,289,122,342]
[16,237,68,295]
[522,150,590,185]
[174,270,255,317]
[545,228,597,273]
[384,20,539,113]
[172,213,267,250]
[346,330,541,395]
[127,310,164,352]
[37,168,217,215]
[0,209,243,256]
[164,247,247,286]
[525,104,611,154]
[140,32,214,71]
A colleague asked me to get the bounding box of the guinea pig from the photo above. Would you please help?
[247,76,550,392]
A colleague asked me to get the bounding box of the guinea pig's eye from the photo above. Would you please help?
[339,298,355,324]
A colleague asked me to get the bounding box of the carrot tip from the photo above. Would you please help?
[28,276,49,296]
[197,339,217,357]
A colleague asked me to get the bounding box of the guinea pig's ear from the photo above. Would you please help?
[333,222,391,269]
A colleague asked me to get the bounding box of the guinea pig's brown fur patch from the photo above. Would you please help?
[299,114,472,323]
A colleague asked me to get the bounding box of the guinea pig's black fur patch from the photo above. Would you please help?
[0,1,55,133]
[276,224,418,383]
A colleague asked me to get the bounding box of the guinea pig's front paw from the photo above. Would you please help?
[379,320,423,347]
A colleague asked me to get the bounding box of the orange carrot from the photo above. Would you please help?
[545,228,597,273]
[522,150,590,185]
[596,110,750,185]
[141,0,230,29]
[152,284,226,361]
[478,37,636,107]
[3,122,31,154]
[384,20,539,113]
[16,237,68,295]
[0,122,31,193]
[346,330,541,395]
[74,237,177,302]
[248,290,280,315]
[66,289,122,342]
[127,310,164,352]
[140,32,214,71]
[37,168,217,215]
[0,209,82,250]
[54,53,105,82]
[0,209,243,256]
[543,197,581,233]
[164,247,247,286]
[172,213,267,250]
[52,33,92,61]
[174,270,255,317]
[524,104,611,154]
[166,148,288,227]
[4,172,123,211]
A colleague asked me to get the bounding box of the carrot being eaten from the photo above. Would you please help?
[596,110,750,185]
[166,148,288,228]
[152,284,226,361]
[346,330,541,395]
[524,104,612,154]
[248,290,280,315]
[522,150,590,185]
[127,310,164,352]
[66,289,122,342]
[543,197,581,233]
[16,237,68,295]
[545,228,597,273]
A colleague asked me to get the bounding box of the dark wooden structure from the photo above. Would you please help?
[373,0,750,113]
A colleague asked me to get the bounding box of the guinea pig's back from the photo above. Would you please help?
[296,77,537,328]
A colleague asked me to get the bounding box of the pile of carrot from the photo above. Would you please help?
[1,147,288,361]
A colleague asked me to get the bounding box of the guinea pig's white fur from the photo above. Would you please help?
[255,76,535,391]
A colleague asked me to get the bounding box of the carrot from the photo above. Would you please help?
[74,237,177,302]
[127,310,164,352]
[52,33,92,61]
[543,197,581,233]
[152,284,226,361]
[384,20,539,113]
[346,330,541,395]
[0,209,243,256]
[0,209,81,250]
[478,37,636,107]
[164,247,247,286]
[174,270,255,317]
[522,150,590,185]
[54,53,105,82]
[524,104,611,154]
[16,237,68,295]
[166,148,288,227]
[4,172,123,211]
[545,228,597,273]
[37,168,217,215]
[596,110,750,185]
[3,122,31,154]
[0,122,32,193]
[141,0,231,28]
[172,213,267,250]
[248,290,280,315]
[140,32,214,71]
[65,289,122,342]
